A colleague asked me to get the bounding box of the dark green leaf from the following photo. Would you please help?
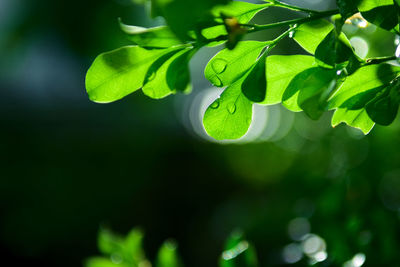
[219,231,258,267]
[357,0,399,31]
[366,79,400,125]
[205,41,268,87]
[203,77,253,140]
[336,0,360,20]
[166,48,196,93]
[315,30,354,69]
[242,53,267,102]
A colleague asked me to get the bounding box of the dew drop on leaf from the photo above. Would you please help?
[212,59,228,74]
[227,103,236,114]
[210,76,223,87]
[148,71,156,81]
[210,99,220,109]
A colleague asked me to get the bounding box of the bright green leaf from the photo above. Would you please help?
[142,48,186,99]
[85,257,129,267]
[142,47,193,99]
[332,108,375,134]
[262,55,316,105]
[119,20,182,48]
[202,1,270,43]
[282,68,337,119]
[357,0,399,31]
[328,64,400,108]
[203,77,253,140]
[86,46,170,103]
[98,228,124,256]
[205,41,268,87]
[123,228,146,264]
[156,240,182,267]
[293,19,334,55]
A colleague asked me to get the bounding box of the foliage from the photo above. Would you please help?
[86,0,400,140]
[86,227,259,267]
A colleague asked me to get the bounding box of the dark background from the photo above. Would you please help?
[1,0,400,266]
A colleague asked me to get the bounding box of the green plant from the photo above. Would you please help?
[85,227,258,267]
[86,0,400,140]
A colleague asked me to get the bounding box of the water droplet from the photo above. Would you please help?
[227,103,236,114]
[210,99,220,109]
[148,71,156,81]
[396,45,400,58]
[212,59,227,74]
[210,76,223,87]
[336,70,342,76]
[289,31,295,38]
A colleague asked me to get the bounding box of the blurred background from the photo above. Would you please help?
[1,0,400,266]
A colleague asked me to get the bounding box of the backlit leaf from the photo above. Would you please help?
[203,77,253,140]
[293,19,334,55]
[205,41,268,87]
[86,46,170,103]
[119,20,183,48]
[262,55,316,105]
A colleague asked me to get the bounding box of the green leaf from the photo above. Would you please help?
[219,231,258,267]
[282,68,337,119]
[142,48,186,99]
[332,108,375,134]
[262,55,316,105]
[293,19,334,55]
[85,257,130,267]
[151,0,230,40]
[242,53,267,102]
[166,48,196,93]
[357,0,399,31]
[123,228,146,264]
[119,20,182,48]
[98,228,124,256]
[328,64,400,109]
[86,46,170,103]
[336,0,360,19]
[366,79,400,125]
[156,240,182,267]
[314,30,354,69]
[205,41,268,87]
[203,77,253,140]
[202,1,270,43]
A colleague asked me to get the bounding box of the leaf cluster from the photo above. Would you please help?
[86,0,400,140]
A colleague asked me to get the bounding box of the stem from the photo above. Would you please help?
[268,24,297,49]
[270,0,319,14]
[245,9,339,33]
[364,56,398,66]
[201,8,339,46]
